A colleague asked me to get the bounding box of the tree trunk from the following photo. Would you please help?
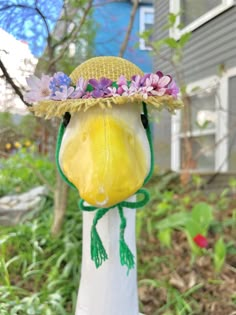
[51,171,69,235]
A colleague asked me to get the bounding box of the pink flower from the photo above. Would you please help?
[52,86,74,100]
[139,85,154,99]
[24,74,51,103]
[82,91,93,99]
[193,234,208,248]
[117,75,127,86]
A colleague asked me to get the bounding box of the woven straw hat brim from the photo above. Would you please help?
[30,95,183,119]
[29,56,183,119]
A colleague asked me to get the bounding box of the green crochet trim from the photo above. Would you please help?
[55,102,154,273]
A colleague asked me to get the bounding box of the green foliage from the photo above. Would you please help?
[138,173,232,263]
[213,237,226,273]
[0,148,55,196]
[0,194,82,314]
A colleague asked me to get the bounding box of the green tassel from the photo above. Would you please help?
[118,205,135,272]
[120,239,135,271]
[90,208,110,268]
[91,226,108,268]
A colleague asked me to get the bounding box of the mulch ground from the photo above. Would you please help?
[138,209,236,315]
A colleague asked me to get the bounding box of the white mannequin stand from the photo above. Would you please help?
[75,197,143,315]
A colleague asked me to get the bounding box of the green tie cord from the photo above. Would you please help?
[56,103,154,273]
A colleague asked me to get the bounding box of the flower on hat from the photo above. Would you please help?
[52,85,75,101]
[88,77,113,98]
[49,72,71,94]
[70,77,88,99]
[24,74,51,103]
[25,70,180,104]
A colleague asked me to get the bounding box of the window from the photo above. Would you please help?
[170,0,235,39]
[139,6,154,50]
[228,75,236,171]
[171,75,229,172]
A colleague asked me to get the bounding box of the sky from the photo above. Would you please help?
[0,0,63,57]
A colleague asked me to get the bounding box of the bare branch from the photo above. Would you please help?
[46,0,93,71]
[118,0,139,57]
[0,58,31,107]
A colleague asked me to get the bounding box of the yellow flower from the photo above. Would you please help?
[24,140,32,147]
[14,141,21,149]
[5,143,12,150]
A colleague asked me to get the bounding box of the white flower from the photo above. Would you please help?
[107,87,120,97]
[121,85,137,96]
[52,86,75,101]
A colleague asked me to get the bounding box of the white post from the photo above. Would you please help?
[75,197,141,315]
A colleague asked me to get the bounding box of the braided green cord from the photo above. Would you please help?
[79,199,98,212]
[118,204,135,272]
[142,102,154,185]
[120,188,150,209]
[91,208,110,267]
[56,123,76,190]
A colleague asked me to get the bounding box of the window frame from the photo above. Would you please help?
[171,75,230,173]
[139,6,154,50]
[169,0,235,39]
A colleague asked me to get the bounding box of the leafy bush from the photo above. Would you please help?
[0,148,55,196]
[0,149,82,314]
[0,194,82,315]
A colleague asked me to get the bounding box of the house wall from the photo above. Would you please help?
[93,0,153,73]
[154,2,236,82]
[153,1,236,171]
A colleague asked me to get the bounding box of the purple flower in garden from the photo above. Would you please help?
[24,74,51,103]
[49,72,71,95]
[89,77,112,98]
[70,77,88,99]
[51,86,74,100]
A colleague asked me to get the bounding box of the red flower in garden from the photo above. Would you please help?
[193,234,208,248]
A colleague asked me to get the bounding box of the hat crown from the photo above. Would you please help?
[70,56,144,83]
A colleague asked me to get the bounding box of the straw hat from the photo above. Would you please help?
[29,56,183,119]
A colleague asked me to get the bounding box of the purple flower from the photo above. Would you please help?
[89,77,112,98]
[70,77,88,99]
[24,74,51,103]
[166,80,179,98]
[130,75,142,89]
[49,72,71,95]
